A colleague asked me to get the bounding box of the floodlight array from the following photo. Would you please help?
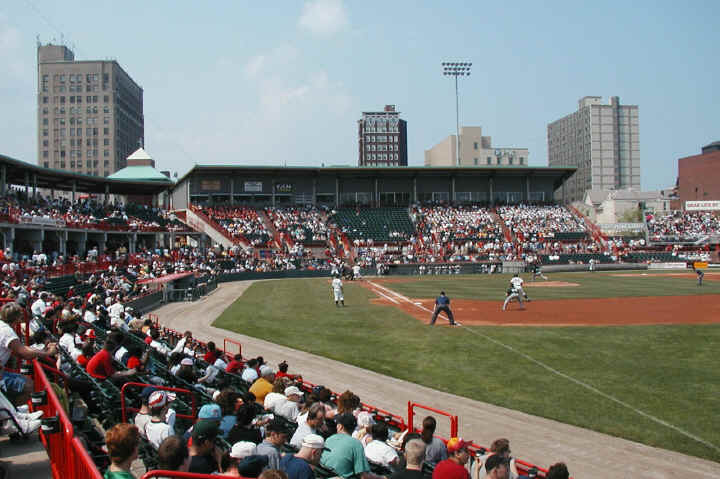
[442,61,472,76]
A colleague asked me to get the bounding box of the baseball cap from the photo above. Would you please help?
[357,411,375,428]
[230,441,257,459]
[198,403,222,420]
[180,357,194,366]
[148,390,168,409]
[446,437,471,454]
[259,365,273,377]
[302,433,330,451]
[85,329,96,339]
[485,454,509,472]
[284,386,302,397]
[192,420,219,441]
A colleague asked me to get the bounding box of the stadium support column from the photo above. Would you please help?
[32,174,37,201]
[335,177,340,209]
[526,175,530,201]
[58,230,67,257]
[272,180,276,207]
[24,172,29,199]
[413,176,417,203]
[374,177,379,207]
[312,177,317,206]
[104,184,109,206]
[129,232,137,254]
[451,176,456,203]
[72,180,77,203]
[489,176,494,206]
[0,165,6,195]
[230,178,234,205]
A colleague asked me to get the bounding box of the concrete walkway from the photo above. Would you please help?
[0,431,51,479]
[154,281,720,479]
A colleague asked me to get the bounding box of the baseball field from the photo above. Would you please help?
[212,270,720,462]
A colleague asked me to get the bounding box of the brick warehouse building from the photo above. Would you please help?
[169,165,575,209]
[677,141,720,209]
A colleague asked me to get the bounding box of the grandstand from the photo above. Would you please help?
[3,153,720,478]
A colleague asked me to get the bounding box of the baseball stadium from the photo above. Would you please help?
[1,152,720,479]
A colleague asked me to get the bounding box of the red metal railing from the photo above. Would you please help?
[33,359,104,479]
[407,401,458,438]
[120,382,197,424]
[223,338,243,358]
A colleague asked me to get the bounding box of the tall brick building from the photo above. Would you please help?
[677,141,720,209]
[37,43,144,177]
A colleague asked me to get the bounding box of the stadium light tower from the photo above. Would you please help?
[442,61,472,166]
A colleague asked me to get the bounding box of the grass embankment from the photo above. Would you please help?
[213,275,720,462]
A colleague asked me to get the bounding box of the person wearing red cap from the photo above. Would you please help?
[432,437,470,479]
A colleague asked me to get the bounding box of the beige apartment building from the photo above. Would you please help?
[548,96,640,203]
[37,44,144,177]
[424,126,529,167]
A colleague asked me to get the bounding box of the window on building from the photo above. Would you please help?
[103,128,109,135]
[496,157,501,165]
[103,150,109,157]
[43,150,48,158]
[486,157,491,165]
[473,158,478,165]
[474,142,478,150]
[519,157,524,165]
[42,96,48,104]
[60,96,65,104]
[104,138,109,146]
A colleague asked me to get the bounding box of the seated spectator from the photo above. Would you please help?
[0,302,57,406]
[474,438,520,479]
[321,413,378,479]
[242,358,260,383]
[264,377,292,413]
[276,386,302,422]
[104,423,140,479]
[257,418,292,470]
[364,421,399,468]
[280,433,327,479]
[76,342,95,369]
[353,411,375,446]
[86,337,136,385]
[290,402,326,449]
[275,360,301,381]
[432,437,471,479]
[545,463,569,479]
[226,353,244,374]
[390,438,426,479]
[217,389,241,438]
[203,341,221,364]
[143,390,175,449]
[250,365,276,406]
[189,420,222,474]
[157,435,190,473]
[228,402,263,445]
[482,455,509,479]
[134,386,156,438]
[176,357,198,383]
[222,441,268,478]
[421,416,448,468]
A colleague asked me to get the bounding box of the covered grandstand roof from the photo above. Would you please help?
[0,153,172,195]
[174,164,577,189]
[107,165,173,183]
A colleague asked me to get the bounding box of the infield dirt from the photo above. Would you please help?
[365,280,720,327]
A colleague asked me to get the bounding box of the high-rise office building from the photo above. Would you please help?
[37,43,144,177]
[358,105,407,167]
[424,126,529,167]
[548,96,640,202]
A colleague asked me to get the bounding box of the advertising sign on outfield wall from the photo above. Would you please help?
[685,201,720,211]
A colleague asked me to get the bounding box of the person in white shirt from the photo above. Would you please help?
[83,306,99,324]
[509,274,530,302]
[331,275,345,307]
[144,390,174,449]
[108,299,125,321]
[352,264,361,280]
[276,386,302,422]
[57,321,82,361]
[241,359,259,383]
[289,402,325,448]
[364,422,399,468]
[30,293,48,317]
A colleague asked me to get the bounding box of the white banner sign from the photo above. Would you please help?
[598,223,646,233]
[686,201,720,211]
[244,181,262,193]
[19,216,66,228]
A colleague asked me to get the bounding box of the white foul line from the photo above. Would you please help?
[365,280,720,453]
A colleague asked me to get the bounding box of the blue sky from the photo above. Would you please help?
[1,0,717,190]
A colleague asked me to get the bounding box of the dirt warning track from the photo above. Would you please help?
[363,280,720,327]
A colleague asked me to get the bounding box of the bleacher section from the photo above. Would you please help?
[333,208,415,242]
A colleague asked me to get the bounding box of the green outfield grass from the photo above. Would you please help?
[212,273,720,462]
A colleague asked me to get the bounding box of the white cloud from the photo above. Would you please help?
[243,55,265,78]
[298,0,349,36]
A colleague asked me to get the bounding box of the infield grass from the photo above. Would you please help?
[213,272,720,462]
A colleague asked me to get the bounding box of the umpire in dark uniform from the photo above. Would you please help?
[429,291,457,326]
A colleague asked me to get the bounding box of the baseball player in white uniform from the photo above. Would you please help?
[510,274,530,302]
[331,275,345,307]
[502,282,524,311]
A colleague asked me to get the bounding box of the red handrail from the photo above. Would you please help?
[120,382,197,423]
[223,338,243,358]
[407,401,458,438]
